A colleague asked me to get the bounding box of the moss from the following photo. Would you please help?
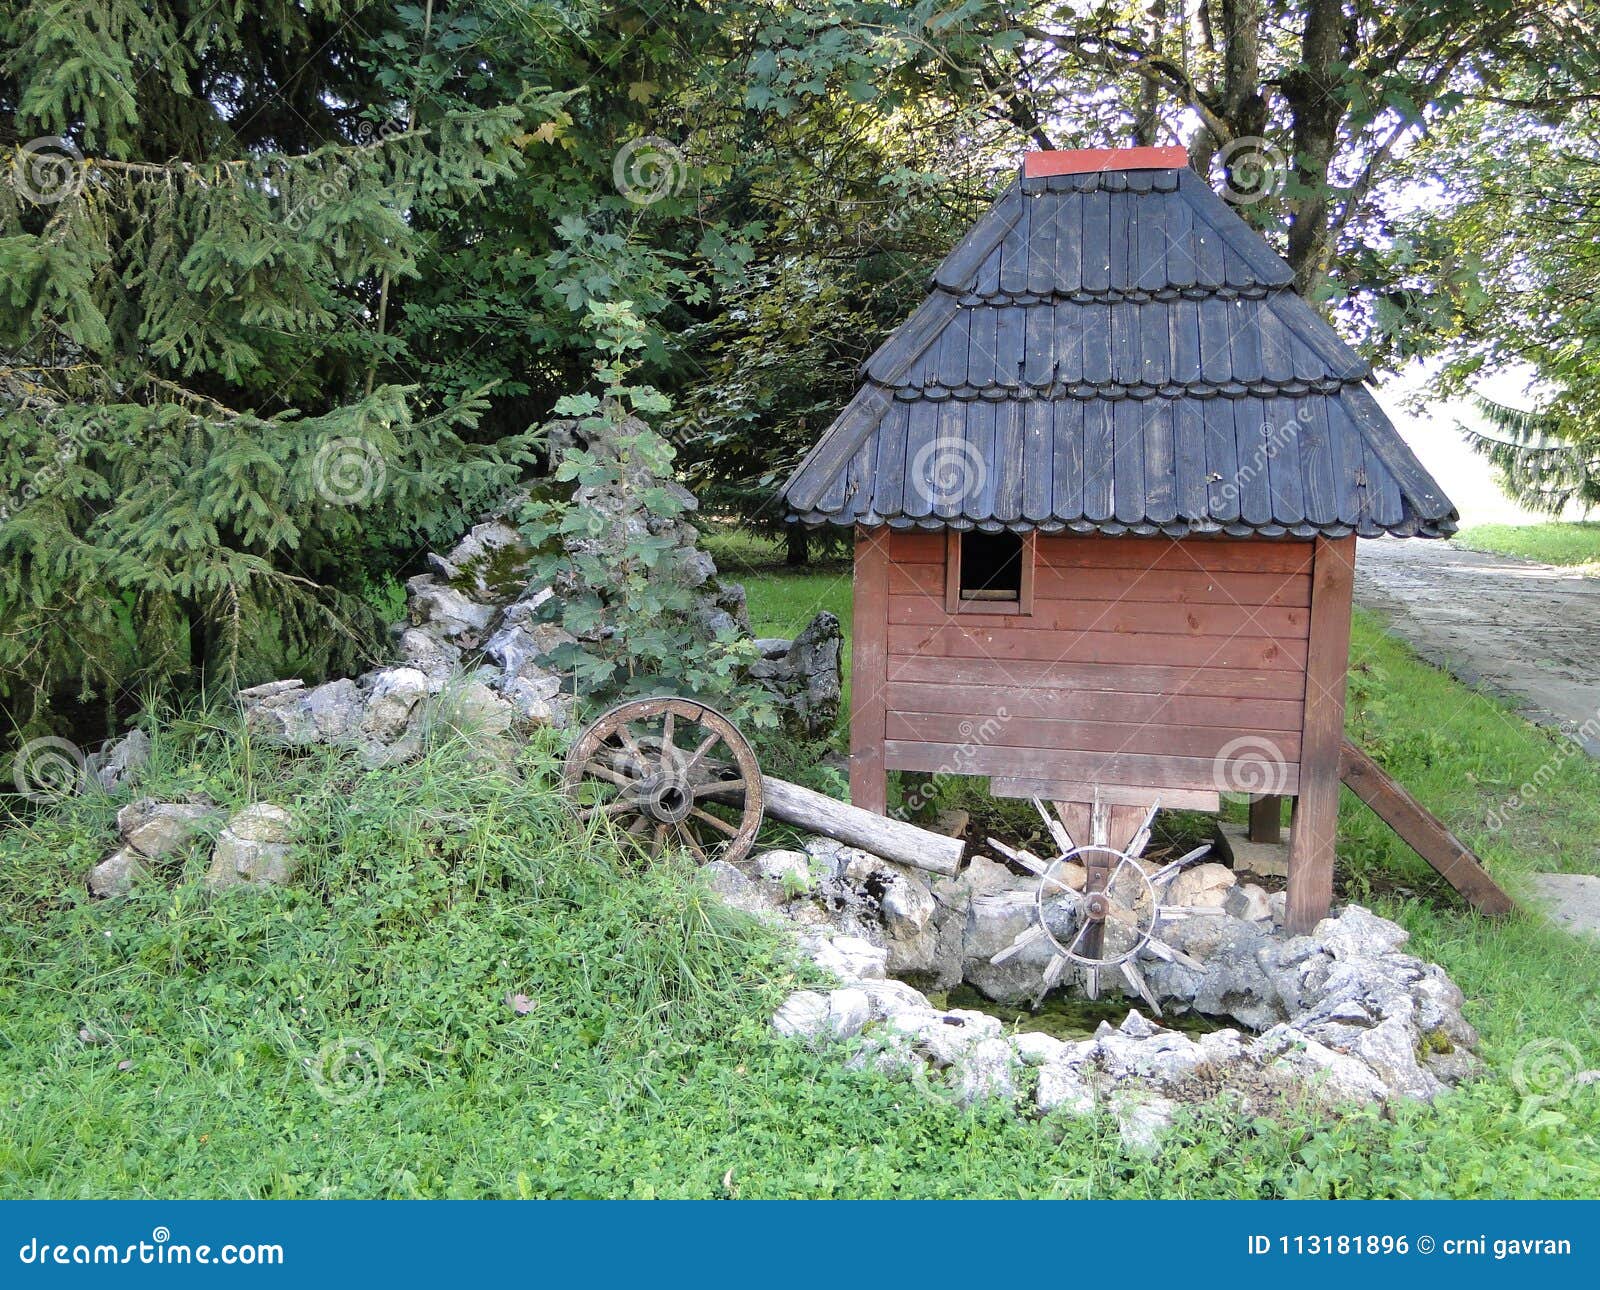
[1419,1026,1456,1056]
[449,541,533,600]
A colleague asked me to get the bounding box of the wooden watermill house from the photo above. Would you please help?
[779,146,1458,933]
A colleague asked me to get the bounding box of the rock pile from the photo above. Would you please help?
[232,419,842,764]
[704,836,1480,1141]
[87,797,301,897]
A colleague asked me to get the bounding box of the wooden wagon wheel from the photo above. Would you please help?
[561,697,765,865]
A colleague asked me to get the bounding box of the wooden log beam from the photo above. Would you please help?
[710,774,964,877]
[1339,740,1515,917]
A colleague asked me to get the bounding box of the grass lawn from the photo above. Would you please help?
[1453,521,1600,573]
[2,535,1599,1198]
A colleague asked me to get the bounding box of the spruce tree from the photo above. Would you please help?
[0,2,542,734]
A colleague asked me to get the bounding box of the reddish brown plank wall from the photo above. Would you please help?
[871,531,1315,797]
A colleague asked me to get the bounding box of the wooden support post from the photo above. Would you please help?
[1248,794,1283,844]
[1287,535,1355,934]
[849,525,890,815]
[1339,740,1515,916]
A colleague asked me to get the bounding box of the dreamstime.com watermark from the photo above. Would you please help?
[312,434,387,506]
[8,136,85,206]
[612,135,686,206]
[305,1036,386,1104]
[11,735,87,804]
[284,117,409,233]
[911,436,987,511]
[896,711,1011,821]
[1211,734,1291,802]
[1216,406,1316,505]
[1214,136,1288,206]
[0,413,110,526]
[18,1227,284,1267]
[1485,708,1600,831]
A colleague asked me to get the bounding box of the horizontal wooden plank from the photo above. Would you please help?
[886,711,1302,760]
[887,592,1309,639]
[888,557,1311,608]
[886,653,1307,701]
[1035,535,1316,575]
[887,530,948,562]
[988,777,1223,811]
[883,682,1304,732]
[884,740,1302,795]
[1031,565,1312,607]
[883,530,1317,573]
[889,562,946,597]
[889,623,1307,671]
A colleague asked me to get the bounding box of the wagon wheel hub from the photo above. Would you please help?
[641,773,695,824]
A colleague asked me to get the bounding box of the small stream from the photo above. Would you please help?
[928,984,1235,1042]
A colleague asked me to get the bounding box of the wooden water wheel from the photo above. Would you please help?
[988,798,1220,1013]
[561,697,765,864]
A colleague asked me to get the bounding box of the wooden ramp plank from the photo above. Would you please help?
[1339,739,1515,917]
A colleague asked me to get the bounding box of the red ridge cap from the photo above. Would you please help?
[1024,146,1190,178]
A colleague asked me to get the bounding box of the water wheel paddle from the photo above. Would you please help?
[562,697,764,865]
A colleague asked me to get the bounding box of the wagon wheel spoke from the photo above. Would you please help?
[613,721,649,766]
[650,822,669,855]
[990,923,1049,966]
[582,760,635,790]
[690,806,741,837]
[579,800,641,823]
[693,778,745,798]
[1122,958,1162,1016]
[675,824,709,863]
[682,730,722,776]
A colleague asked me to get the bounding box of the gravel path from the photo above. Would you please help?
[1354,539,1600,759]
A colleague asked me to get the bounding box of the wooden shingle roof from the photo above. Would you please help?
[780,149,1456,538]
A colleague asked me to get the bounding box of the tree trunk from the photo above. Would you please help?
[1283,0,1349,295]
[785,524,809,566]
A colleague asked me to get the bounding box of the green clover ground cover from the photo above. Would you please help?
[1,545,1597,1197]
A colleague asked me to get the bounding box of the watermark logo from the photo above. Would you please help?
[312,436,386,506]
[1215,406,1314,503]
[1215,136,1288,206]
[12,736,87,803]
[1212,734,1290,800]
[911,436,986,510]
[1512,1037,1598,1103]
[306,1036,386,1104]
[10,137,85,206]
[612,136,686,206]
